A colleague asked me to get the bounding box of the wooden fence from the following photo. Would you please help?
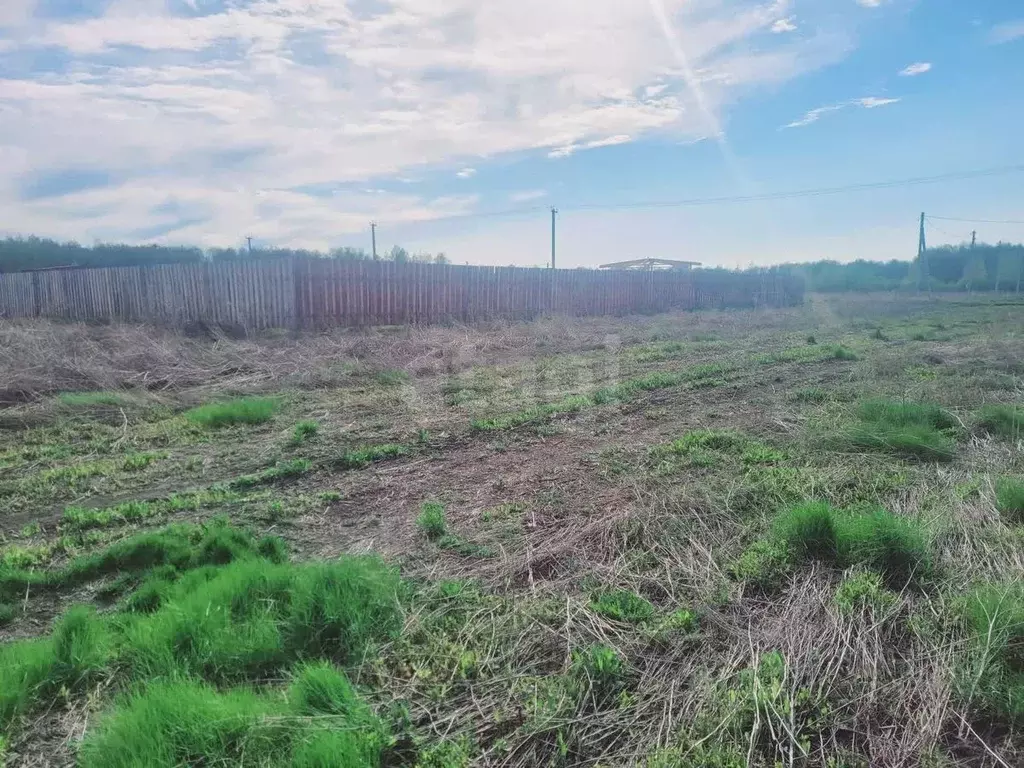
[0,259,803,330]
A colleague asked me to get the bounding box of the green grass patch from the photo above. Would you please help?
[417,501,447,540]
[589,589,655,624]
[834,571,896,616]
[336,443,409,469]
[740,502,931,590]
[960,585,1024,723]
[291,420,319,444]
[78,665,390,768]
[121,452,160,472]
[373,369,410,387]
[471,395,590,431]
[184,397,279,428]
[977,404,1024,439]
[229,458,311,489]
[834,399,959,462]
[996,477,1024,524]
[58,391,128,408]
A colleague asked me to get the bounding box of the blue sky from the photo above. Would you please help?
[0,0,1022,267]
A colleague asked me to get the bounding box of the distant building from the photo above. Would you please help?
[598,258,701,272]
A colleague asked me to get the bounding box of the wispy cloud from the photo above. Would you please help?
[990,20,1024,44]
[456,168,477,179]
[0,0,858,247]
[771,18,797,34]
[855,0,883,7]
[509,190,547,203]
[784,96,900,128]
[899,62,931,77]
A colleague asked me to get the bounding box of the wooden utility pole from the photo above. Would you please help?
[370,222,378,260]
[246,236,254,254]
[971,230,977,248]
[917,213,928,291]
[550,207,558,269]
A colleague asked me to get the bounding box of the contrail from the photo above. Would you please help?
[646,0,748,184]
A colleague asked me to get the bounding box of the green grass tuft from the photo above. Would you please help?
[772,501,839,561]
[834,571,896,616]
[471,395,591,431]
[336,443,409,469]
[835,398,959,462]
[857,399,958,430]
[0,603,14,627]
[977,404,1024,439]
[184,397,279,428]
[996,477,1024,524]
[417,501,448,540]
[292,420,319,443]
[229,458,311,489]
[960,585,1024,723]
[373,369,410,387]
[590,589,655,624]
[58,391,128,408]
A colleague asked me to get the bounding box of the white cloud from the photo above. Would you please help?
[456,168,476,179]
[855,0,883,7]
[784,95,899,128]
[991,20,1024,44]
[857,96,900,108]
[771,18,797,34]
[0,0,857,247]
[899,62,931,77]
[509,190,547,203]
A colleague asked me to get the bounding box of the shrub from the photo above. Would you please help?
[184,397,279,428]
[292,420,319,443]
[417,501,447,540]
[590,589,655,623]
[996,477,1024,524]
[830,345,858,361]
[977,404,1024,439]
[0,602,14,626]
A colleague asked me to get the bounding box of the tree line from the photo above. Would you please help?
[0,237,449,273]
[790,242,1024,293]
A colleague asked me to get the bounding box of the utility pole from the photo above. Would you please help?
[550,207,558,269]
[370,222,378,261]
[917,213,928,292]
[971,230,977,249]
[246,235,253,254]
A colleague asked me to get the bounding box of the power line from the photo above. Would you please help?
[560,164,1024,212]
[927,215,1024,225]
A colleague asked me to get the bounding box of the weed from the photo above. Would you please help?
[590,589,655,624]
[336,443,409,469]
[731,539,793,592]
[871,328,888,341]
[292,420,319,443]
[374,369,410,387]
[572,644,623,696]
[319,490,342,502]
[806,335,817,345]
[842,508,931,587]
[857,399,958,430]
[834,571,897,616]
[835,398,959,462]
[19,522,40,538]
[977,404,1024,439]
[831,345,859,361]
[793,387,829,404]
[230,458,311,489]
[415,738,473,768]
[996,477,1024,524]
[417,501,448,540]
[0,603,14,626]
[59,391,127,407]
[773,501,840,561]
[960,585,1024,722]
[121,452,159,472]
[185,397,279,428]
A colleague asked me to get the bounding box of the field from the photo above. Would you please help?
[1,294,1023,767]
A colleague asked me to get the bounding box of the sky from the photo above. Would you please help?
[0,0,1023,268]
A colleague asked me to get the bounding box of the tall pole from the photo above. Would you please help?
[246,235,253,254]
[550,207,558,269]
[917,213,927,292]
[370,222,378,261]
[971,230,977,248]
